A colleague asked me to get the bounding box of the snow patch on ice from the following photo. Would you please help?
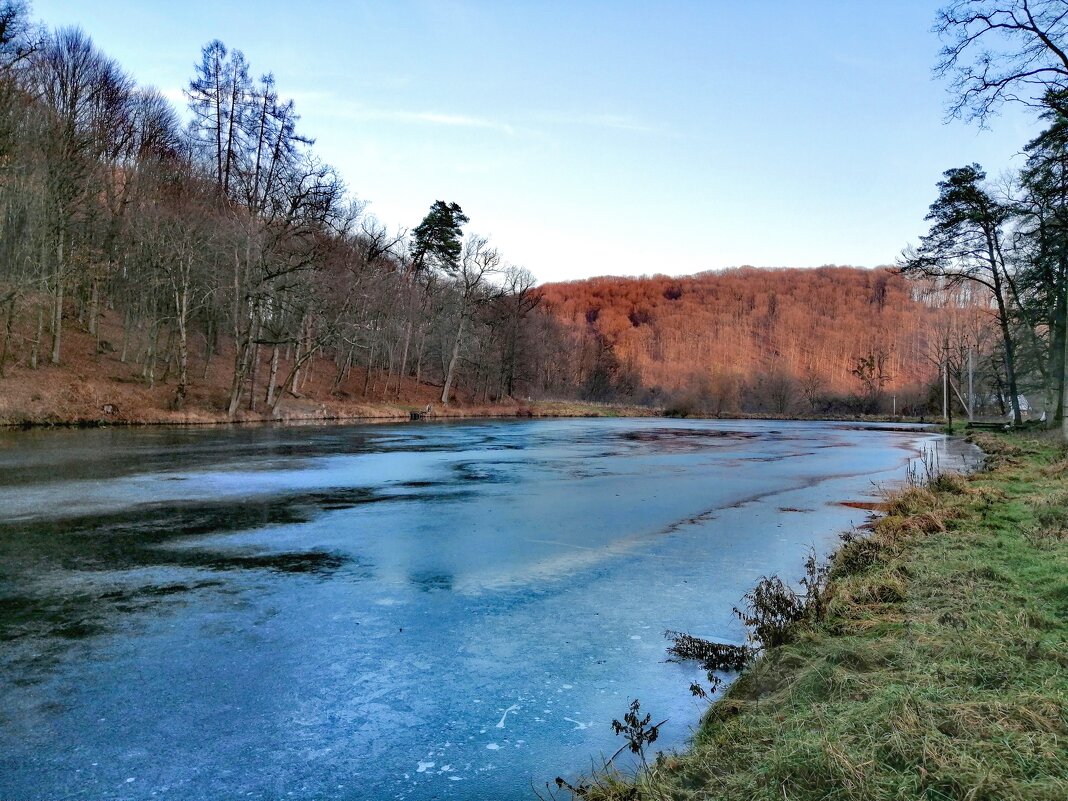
[496,703,519,728]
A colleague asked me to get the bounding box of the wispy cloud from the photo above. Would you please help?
[362,109,516,135]
[530,110,669,136]
[296,94,518,136]
[578,113,661,134]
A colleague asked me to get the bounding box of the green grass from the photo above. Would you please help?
[564,432,1068,801]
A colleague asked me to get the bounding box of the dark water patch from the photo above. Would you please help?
[618,427,764,455]
[0,485,373,654]
[452,461,515,484]
[0,581,223,644]
[98,579,226,601]
[410,571,454,592]
[621,428,759,441]
[0,487,382,573]
[0,550,351,645]
[196,550,350,575]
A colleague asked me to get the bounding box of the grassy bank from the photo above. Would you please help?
[570,431,1068,800]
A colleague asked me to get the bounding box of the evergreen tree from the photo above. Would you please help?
[901,165,1024,423]
[410,200,468,274]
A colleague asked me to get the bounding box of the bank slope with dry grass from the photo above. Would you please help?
[572,432,1068,801]
[0,310,660,426]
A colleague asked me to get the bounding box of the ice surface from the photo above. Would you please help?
[0,419,972,800]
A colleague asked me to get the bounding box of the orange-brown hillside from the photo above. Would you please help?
[540,266,962,408]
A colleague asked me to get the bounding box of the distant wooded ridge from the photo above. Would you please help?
[541,266,992,416]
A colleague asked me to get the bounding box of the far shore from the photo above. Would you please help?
[0,399,942,432]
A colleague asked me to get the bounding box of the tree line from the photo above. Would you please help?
[541,267,993,417]
[902,0,1068,438]
[0,2,590,417]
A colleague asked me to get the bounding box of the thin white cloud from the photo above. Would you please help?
[371,109,516,135]
[530,110,670,136]
[249,89,659,139]
[298,94,517,136]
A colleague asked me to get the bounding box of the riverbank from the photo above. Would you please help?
[0,392,659,428]
[571,430,1068,800]
[0,307,664,427]
[0,307,939,429]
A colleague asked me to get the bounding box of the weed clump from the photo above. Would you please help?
[885,486,938,516]
[664,630,752,671]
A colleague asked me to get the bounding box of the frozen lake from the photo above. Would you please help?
[0,418,967,800]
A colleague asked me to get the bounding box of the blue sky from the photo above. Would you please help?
[44,1,1035,283]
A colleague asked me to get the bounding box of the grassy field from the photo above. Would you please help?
[565,431,1068,801]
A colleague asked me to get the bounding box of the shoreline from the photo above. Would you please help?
[0,403,937,432]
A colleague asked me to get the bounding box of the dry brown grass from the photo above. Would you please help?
[0,308,654,427]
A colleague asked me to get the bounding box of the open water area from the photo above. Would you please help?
[0,418,975,800]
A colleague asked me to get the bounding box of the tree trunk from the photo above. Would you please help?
[441,313,466,405]
[397,317,412,397]
[227,333,254,419]
[291,323,305,395]
[30,296,42,369]
[0,295,15,378]
[248,319,260,412]
[990,254,1022,424]
[269,341,318,415]
[265,344,280,407]
[1051,264,1067,424]
[1063,283,1068,441]
[120,306,131,363]
[202,316,214,379]
[50,262,63,365]
[88,277,99,337]
[415,327,427,386]
[173,280,190,410]
[331,345,353,394]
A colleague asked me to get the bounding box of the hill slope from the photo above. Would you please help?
[541,266,965,413]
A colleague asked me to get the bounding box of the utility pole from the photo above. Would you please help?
[967,346,974,422]
[943,356,949,425]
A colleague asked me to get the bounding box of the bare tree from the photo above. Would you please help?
[186,40,249,198]
[31,27,132,364]
[441,234,500,404]
[936,0,1068,122]
[495,264,540,398]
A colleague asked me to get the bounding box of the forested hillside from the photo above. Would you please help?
[0,6,590,423]
[541,267,991,415]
